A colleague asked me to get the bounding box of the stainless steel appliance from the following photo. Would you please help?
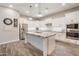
[67,23,79,29]
[66,23,79,40]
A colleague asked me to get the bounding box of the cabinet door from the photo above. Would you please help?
[66,11,79,24]
[47,35,55,55]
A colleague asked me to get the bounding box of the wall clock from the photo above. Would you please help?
[3,18,12,25]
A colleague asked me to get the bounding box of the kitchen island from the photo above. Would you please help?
[26,32,56,56]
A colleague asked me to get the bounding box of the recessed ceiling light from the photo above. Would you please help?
[28,17,33,20]
[9,5,13,7]
[26,11,30,14]
[61,3,66,6]
[35,4,39,7]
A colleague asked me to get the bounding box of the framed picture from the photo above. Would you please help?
[14,18,18,27]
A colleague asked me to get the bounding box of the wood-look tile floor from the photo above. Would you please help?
[10,41,79,56]
[51,41,79,56]
[23,43,43,56]
[0,41,43,56]
[0,40,79,56]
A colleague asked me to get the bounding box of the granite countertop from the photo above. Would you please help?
[27,31,79,46]
[27,32,56,38]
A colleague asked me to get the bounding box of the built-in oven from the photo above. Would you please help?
[67,23,79,29]
[66,23,79,40]
[66,32,79,39]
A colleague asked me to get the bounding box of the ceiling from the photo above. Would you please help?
[0,3,79,18]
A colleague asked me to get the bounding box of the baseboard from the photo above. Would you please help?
[0,39,19,45]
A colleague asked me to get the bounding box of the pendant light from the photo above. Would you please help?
[28,3,33,20]
[37,3,43,17]
[26,4,30,14]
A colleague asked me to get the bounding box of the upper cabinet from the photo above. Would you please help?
[65,11,79,24]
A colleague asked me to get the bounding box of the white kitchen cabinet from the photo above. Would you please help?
[65,11,79,24]
[55,32,66,40]
[27,32,56,56]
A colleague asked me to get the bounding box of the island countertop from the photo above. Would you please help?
[26,32,56,55]
[27,32,56,38]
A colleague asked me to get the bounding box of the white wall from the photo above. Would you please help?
[0,7,19,44]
